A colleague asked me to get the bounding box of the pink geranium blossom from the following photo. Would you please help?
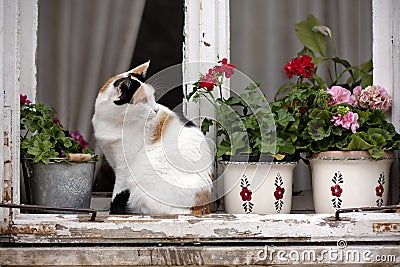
[326,86,355,106]
[356,85,392,111]
[351,86,362,105]
[331,111,359,133]
[220,58,235,78]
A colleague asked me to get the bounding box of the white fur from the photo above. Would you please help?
[92,67,213,214]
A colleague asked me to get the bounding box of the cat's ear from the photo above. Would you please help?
[129,61,150,81]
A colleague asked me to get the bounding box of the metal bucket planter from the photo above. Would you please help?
[221,157,297,214]
[310,151,395,213]
[25,160,95,213]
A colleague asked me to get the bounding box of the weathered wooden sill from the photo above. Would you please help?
[2,213,399,244]
[1,213,399,265]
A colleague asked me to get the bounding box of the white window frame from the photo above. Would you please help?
[1,0,399,265]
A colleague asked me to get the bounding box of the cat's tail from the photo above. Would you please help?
[109,189,130,214]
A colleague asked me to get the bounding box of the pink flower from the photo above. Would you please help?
[356,85,392,111]
[351,86,362,106]
[341,111,359,133]
[331,111,359,133]
[69,130,89,150]
[331,114,343,127]
[326,86,355,106]
[220,58,235,78]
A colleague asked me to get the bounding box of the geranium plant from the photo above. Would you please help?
[20,94,95,164]
[187,59,299,160]
[274,15,400,159]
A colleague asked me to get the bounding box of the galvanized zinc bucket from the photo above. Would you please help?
[26,161,95,213]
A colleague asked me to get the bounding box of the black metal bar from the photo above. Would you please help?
[335,205,400,220]
[0,203,97,221]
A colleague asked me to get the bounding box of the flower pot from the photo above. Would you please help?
[25,160,95,213]
[310,151,395,213]
[220,160,297,214]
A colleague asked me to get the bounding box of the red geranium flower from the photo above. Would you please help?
[199,74,217,91]
[240,187,252,201]
[375,184,384,197]
[331,184,343,197]
[284,55,314,79]
[20,94,31,105]
[299,106,307,115]
[274,186,285,200]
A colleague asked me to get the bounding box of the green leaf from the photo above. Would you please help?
[201,118,214,134]
[230,131,248,155]
[344,133,375,151]
[186,84,199,101]
[222,96,242,106]
[216,140,232,158]
[367,128,392,141]
[243,82,262,91]
[242,115,258,130]
[276,109,295,127]
[25,134,59,164]
[295,15,327,57]
[255,136,277,155]
[307,118,330,141]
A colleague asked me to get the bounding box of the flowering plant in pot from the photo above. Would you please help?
[20,94,96,211]
[276,15,400,212]
[20,94,95,163]
[188,59,300,162]
[187,59,298,214]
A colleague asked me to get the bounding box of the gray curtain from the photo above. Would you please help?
[37,0,146,142]
[231,0,372,100]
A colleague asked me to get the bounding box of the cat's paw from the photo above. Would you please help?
[109,189,130,214]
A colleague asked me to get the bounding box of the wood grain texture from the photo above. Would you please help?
[0,245,399,266]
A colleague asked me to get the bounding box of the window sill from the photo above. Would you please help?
[2,212,399,244]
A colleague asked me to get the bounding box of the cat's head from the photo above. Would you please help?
[95,61,158,119]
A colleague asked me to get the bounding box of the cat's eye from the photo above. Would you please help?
[139,97,147,104]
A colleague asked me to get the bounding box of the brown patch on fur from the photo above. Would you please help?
[132,86,147,104]
[151,112,175,144]
[190,204,210,215]
[99,74,124,93]
[190,190,211,215]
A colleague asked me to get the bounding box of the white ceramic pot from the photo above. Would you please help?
[310,151,395,213]
[221,160,297,214]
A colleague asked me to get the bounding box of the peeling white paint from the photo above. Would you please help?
[6,213,400,244]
